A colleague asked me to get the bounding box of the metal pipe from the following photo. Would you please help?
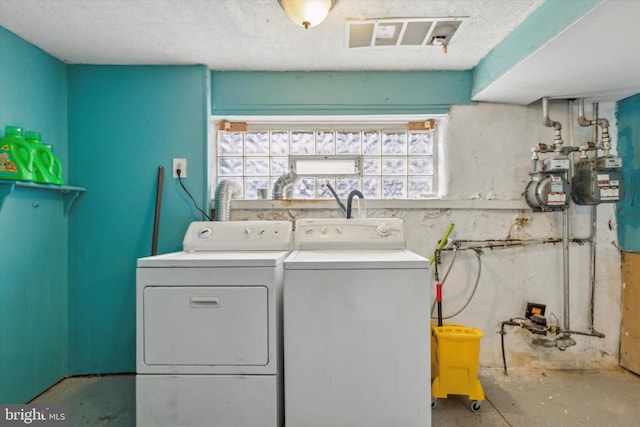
[590,101,609,130]
[577,98,591,127]
[593,102,611,156]
[571,100,606,336]
[560,328,605,338]
[577,98,609,129]
[542,97,563,151]
[587,103,605,336]
[562,208,570,332]
[542,97,562,131]
[579,99,610,155]
[448,237,561,245]
[542,96,552,126]
[588,205,598,331]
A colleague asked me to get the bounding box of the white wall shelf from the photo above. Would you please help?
[0,181,86,217]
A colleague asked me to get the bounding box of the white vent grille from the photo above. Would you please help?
[346,17,464,48]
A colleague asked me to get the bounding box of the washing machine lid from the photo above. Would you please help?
[284,249,428,270]
[138,250,291,267]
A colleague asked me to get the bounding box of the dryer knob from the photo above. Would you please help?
[245,228,252,235]
[376,223,391,236]
[321,226,328,235]
[198,227,213,238]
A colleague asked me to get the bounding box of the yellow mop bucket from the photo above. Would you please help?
[431,324,484,411]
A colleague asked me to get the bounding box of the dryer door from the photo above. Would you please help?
[143,286,269,366]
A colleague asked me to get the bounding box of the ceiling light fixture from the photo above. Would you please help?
[278,0,337,29]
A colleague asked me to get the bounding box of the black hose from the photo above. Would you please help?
[499,319,525,375]
[430,249,482,320]
[500,322,508,375]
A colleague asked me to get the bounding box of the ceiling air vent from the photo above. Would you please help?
[346,17,464,49]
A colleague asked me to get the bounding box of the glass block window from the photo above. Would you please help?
[213,117,443,200]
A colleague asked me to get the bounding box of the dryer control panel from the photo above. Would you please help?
[294,218,406,250]
[183,221,293,252]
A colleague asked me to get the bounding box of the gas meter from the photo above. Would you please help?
[524,157,571,212]
[572,156,624,205]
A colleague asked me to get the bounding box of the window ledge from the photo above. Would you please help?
[229,198,530,211]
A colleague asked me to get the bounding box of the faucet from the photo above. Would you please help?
[346,190,365,219]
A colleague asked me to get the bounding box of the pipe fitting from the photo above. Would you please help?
[555,335,577,351]
[577,98,593,127]
[542,97,563,151]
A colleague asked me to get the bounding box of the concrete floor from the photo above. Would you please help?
[30,368,640,426]
[434,367,640,427]
[30,374,135,426]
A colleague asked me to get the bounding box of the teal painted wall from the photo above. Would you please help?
[211,71,473,115]
[67,65,210,375]
[472,0,601,98]
[615,94,640,252]
[1,0,638,398]
[0,27,69,403]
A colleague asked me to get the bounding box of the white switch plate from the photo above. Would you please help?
[173,158,187,178]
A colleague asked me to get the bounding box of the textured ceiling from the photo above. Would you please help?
[1,0,639,105]
[0,0,542,70]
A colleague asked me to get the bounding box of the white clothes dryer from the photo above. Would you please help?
[136,221,292,427]
[284,218,431,427]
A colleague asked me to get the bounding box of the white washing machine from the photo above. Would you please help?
[284,218,431,427]
[136,221,292,427]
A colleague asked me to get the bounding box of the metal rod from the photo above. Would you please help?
[562,208,570,331]
[437,283,443,327]
[588,102,602,334]
[559,328,605,338]
[151,166,164,256]
[432,249,443,326]
[325,183,346,215]
[440,238,561,252]
[588,205,598,331]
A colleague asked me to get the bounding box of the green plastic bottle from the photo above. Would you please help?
[0,125,34,182]
[25,131,63,185]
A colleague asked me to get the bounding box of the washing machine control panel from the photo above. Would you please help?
[294,218,406,249]
[183,221,293,252]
